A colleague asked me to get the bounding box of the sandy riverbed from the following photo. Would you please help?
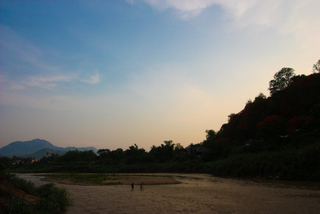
[16,173,320,214]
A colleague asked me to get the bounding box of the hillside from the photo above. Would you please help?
[214,72,320,144]
[22,148,66,159]
[198,71,320,180]
[0,139,56,156]
[0,139,97,158]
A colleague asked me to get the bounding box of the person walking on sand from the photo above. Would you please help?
[140,182,144,190]
[131,183,134,191]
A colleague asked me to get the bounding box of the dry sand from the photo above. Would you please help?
[17,173,320,214]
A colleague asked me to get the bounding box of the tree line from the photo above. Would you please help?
[3,59,320,180]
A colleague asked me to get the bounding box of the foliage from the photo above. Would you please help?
[149,140,175,162]
[4,197,31,214]
[208,140,320,181]
[255,92,267,100]
[0,156,12,172]
[313,59,320,73]
[257,115,287,139]
[269,67,295,95]
[1,172,73,214]
[36,183,73,213]
[58,150,97,163]
[286,116,313,135]
[5,173,37,195]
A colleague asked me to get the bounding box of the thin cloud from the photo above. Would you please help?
[140,0,216,12]
[279,0,320,50]
[24,75,72,90]
[134,0,277,23]
[0,24,61,73]
[7,72,100,91]
[8,83,26,90]
[132,0,319,51]
[4,76,70,91]
[130,0,218,19]
[221,0,320,50]
[80,72,100,84]
[129,0,259,20]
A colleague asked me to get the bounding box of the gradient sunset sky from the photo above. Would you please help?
[1,0,319,150]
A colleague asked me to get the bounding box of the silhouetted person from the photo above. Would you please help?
[131,183,134,191]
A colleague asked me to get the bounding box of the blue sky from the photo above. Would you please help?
[1,0,319,150]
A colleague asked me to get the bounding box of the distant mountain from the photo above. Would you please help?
[0,139,98,158]
[22,148,66,159]
[0,139,56,157]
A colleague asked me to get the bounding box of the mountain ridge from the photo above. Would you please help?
[0,139,97,158]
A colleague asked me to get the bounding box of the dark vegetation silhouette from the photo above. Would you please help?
[313,59,320,73]
[0,164,73,213]
[3,60,320,181]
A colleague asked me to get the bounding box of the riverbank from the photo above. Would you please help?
[16,173,320,214]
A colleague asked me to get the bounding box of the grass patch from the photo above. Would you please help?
[41,173,179,185]
[43,173,121,185]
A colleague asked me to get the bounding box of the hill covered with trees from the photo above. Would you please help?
[3,60,320,181]
[0,139,98,157]
[200,65,320,180]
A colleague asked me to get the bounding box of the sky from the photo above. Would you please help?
[0,0,319,151]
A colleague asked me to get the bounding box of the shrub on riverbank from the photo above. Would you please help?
[0,172,73,214]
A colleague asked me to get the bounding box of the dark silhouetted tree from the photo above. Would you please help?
[313,59,320,73]
[174,143,183,150]
[269,67,295,95]
[205,129,216,141]
[149,140,175,162]
[254,92,267,101]
[59,150,97,163]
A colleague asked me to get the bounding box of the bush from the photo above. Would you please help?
[4,196,31,214]
[5,173,37,195]
[1,172,73,214]
[36,183,73,213]
[0,157,12,172]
